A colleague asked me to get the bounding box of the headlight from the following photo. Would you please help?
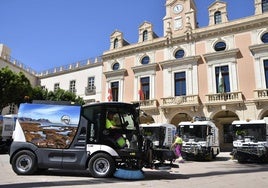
[198,141,206,147]
[233,141,242,147]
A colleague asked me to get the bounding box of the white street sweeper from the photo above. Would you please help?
[231,119,268,163]
[178,117,220,160]
[9,101,178,179]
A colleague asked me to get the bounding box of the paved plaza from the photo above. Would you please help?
[0,152,268,188]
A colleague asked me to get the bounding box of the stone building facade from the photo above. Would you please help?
[1,0,268,150]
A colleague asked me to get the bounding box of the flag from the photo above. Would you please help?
[218,69,224,93]
[139,89,145,100]
[107,88,113,101]
[138,80,145,100]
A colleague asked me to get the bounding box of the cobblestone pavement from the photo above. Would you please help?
[0,152,268,188]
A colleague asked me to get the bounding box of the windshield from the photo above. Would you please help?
[179,125,208,141]
[232,123,266,141]
[142,127,160,142]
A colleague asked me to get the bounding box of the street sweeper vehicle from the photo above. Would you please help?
[9,101,178,179]
[0,114,17,152]
[231,119,268,163]
[178,117,220,160]
[139,123,177,167]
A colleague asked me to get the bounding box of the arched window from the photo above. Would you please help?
[112,62,120,70]
[143,30,148,41]
[174,49,185,59]
[141,56,150,65]
[261,33,268,43]
[214,11,222,24]
[113,38,119,49]
[262,0,268,13]
[214,41,226,51]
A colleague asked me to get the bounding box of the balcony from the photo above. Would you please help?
[205,91,243,106]
[85,86,96,96]
[253,89,268,103]
[132,99,159,110]
[160,95,199,108]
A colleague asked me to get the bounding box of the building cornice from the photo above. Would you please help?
[102,38,167,60]
[103,69,127,79]
[159,55,201,69]
[194,13,268,41]
[131,63,158,74]
[38,61,103,79]
[203,48,240,63]
[249,43,268,55]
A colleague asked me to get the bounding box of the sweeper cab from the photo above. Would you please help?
[178,117,220,160]
[9,101,178,179]
[139,123,178,169]
[231,119,268,163]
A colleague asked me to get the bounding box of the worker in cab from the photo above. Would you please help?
[106,111,127,148]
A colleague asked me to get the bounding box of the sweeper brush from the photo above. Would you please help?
[113,168,145,180]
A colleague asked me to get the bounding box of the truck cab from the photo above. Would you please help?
[178,117,220,160]
[231,119,268,163]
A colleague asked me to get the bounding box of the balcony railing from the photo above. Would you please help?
[85,86,96,96]
[205,91,243,105]
[132,99,158,110]
[254,89,268,100]
[161,95,199,107]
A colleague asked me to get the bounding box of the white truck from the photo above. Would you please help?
[231,119,268,163]
[140,123,177,148]
[0,114,17,152]
[178,117,220,160]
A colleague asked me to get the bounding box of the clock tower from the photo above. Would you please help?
[163,0,197,37]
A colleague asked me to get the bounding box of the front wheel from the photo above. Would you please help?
[88,153,115,178]
[11,150,38,175]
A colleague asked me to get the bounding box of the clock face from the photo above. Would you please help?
[173,4,183,14]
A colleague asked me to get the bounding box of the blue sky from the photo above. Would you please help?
[0,0,254,72]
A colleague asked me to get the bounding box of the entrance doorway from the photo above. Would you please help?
[213,110,239,152]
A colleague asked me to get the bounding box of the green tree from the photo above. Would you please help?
[31,87,85,105]
[0,66,85,114]
[0,67,32,114]
[31,86,47,100]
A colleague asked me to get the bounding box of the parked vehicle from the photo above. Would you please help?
[140,123,177,166]
[9,101,178,178]
[231,119,268,163]
[178,117,220,160]
[0,114,17,152]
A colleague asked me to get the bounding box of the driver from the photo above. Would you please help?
[106,111,127,148]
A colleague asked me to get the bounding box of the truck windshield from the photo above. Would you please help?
[233,123,266,141]
[180,125,207,141]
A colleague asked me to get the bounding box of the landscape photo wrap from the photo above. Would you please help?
[18,103,81,149]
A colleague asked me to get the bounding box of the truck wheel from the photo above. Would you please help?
[11,150,37,175]
[88,153,115,178]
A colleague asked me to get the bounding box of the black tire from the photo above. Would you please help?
[11,150,38,175]
[88,153,115,178]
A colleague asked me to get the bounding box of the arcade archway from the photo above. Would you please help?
[212,110,239,152]
[170,113,192,127]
